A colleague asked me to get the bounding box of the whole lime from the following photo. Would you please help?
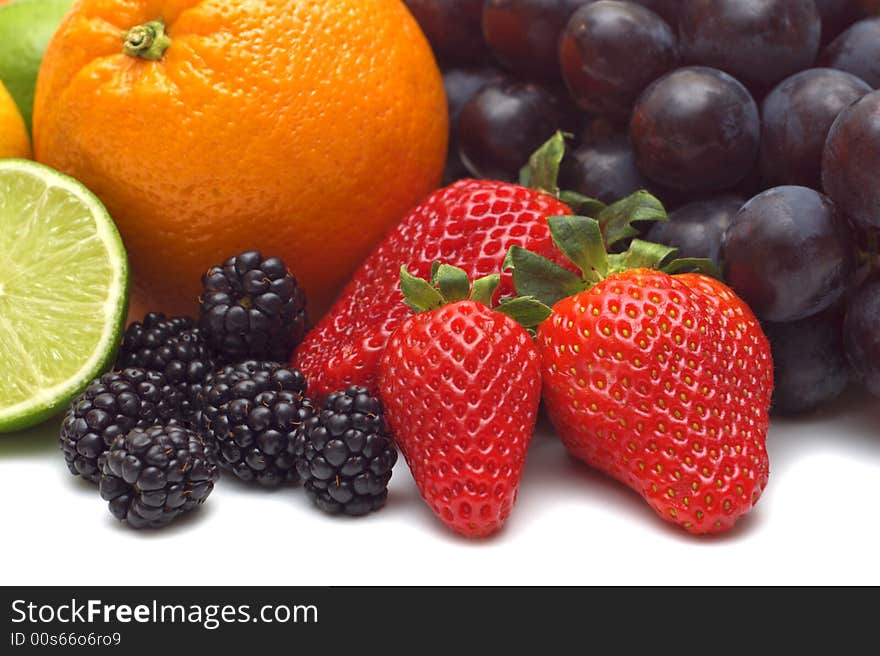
[0,0,73,131]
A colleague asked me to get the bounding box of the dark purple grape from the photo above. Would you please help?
[819,18,880,89]
[579,0,685,24]
[764,309,849,415]
[823,90,880,232]
[443,68,506,182]
[678,0,821,96]
[630,66,760,193]
[730,166,767,202]
[760,68,871,189]
[445,68,505,130]
[722,186,857,323]
[482,0,593,79]
[404,0,488,66]
[457,80,577,180]
[631,0,682,26]
[815,0,871,44]
[560,1,677,118]
[646,195,743,264]
[559,134,654,205]
[856,0,880,15]
[443,151,471,184]
[844,276,880,397]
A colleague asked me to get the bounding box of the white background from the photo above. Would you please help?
[1,388,878,586]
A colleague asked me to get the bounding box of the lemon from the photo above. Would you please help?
[0,159,128,432]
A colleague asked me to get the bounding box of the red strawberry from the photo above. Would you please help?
[509,213,773,534]
[293,134,579,399]
[379,265,548,538]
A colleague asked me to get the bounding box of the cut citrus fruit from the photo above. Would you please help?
[0,159,128,432]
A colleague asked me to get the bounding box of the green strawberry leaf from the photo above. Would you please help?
[429,261,441,286]
[598,190,667,248]
[400,266,444,312]
[613,239,678,272]
[506,245,585,307]
[518,163,532,189]
[662,257,723,278]
[521,131,569,195]
[547,215,608,284]
[495,296,553,330]
[469,274,500,306]
[399,262,548,330]
[559,190,607,218]
[435,264,471,303]
[504,186,730,308]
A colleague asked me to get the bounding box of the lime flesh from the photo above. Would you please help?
[0,159,128,432]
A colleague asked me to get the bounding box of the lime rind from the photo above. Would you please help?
[0,159,128,433]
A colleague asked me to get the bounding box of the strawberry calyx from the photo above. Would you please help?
[400,263,552,330]
[520,131,638,220]
[505,202,721,308]
[519,130,567,197]
[511,132,720,308]
[522,133,676,248]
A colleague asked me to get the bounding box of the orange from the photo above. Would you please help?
[0,79,30,158]
[33,0,447,319]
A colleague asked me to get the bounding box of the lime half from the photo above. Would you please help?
[0,159,128,432]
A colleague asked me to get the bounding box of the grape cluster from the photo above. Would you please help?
[405,0,880,414]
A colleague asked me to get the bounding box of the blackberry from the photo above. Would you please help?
[60,369,182,483]
[116,313,214,424]
[199,361,312,486]
[294,386,397,516]
[199,251,307,362]
[99,425,218,529]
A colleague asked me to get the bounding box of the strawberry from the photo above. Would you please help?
[378,265,549,538]
[508,211,773,535]
[293,133,589,399]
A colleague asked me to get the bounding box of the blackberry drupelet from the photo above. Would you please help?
[99,425,218,529]
[199,361,312,486]
[116,313,214,424]
[60,369,182,483]
[199,251,307,362]
[294,386,397,516]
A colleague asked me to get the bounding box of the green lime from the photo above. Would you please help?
[0,159,128,433]
[0,0,74,132]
